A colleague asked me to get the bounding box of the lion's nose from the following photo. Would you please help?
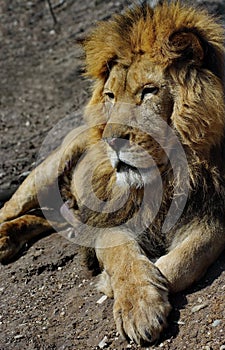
[106,137,128,152]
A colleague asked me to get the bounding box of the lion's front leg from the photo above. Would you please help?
[0,148,61,223]
[95,229,171,345]
[0,125,91,262]
[0,125,89,224]
[155,220,225,293]
[0,146,68,262]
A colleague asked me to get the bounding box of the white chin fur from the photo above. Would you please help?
[116,168,153,188]
[108,148,157,188]
[116,170,141,188]
[110,155,119,169]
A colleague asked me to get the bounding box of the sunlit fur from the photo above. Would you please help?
[84,1,225,154]
[76,0,225,234]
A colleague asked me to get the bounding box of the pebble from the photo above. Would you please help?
[33,249,43,258]
[211,319,221,327]
[96,295,108,304]
[98,336,108,349]
[14,334,24,340]
[191,303,208,313]
[220,346,225,350]
[19,171,31,179]
[176,320,185,325]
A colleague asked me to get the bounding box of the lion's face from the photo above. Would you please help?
[83,2,225,189]
[101,57,174,188]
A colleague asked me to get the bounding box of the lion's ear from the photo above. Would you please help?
[165,30,204,67]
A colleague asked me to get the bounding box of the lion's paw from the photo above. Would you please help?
[113,269,171,344]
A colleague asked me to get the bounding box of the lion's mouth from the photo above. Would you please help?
[109,151,157,187]
[115,160,143,188]
[116,160,138,173]
[114,157,161,188]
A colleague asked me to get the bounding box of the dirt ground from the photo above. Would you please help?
[0,0,225,349]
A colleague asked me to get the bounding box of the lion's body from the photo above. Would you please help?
[0,1,225,345]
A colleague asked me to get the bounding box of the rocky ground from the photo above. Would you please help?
[0,0,224,349]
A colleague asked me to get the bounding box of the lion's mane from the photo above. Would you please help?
[61,1,225,260]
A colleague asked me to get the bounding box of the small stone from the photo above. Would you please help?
[19,171,31,179]
[176,321,185,325]
[191,303,208,313]
[33,249,43,258]
[96,295,108,304]
[212,319,221,327]
[98,336,108,349]
[220,346,225,350]
[14,334,24,340]
[53,308,59,315]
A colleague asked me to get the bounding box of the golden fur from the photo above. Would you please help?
[1,1,225,345]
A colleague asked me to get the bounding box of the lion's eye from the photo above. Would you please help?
[104,90,115,101]
[104,90,115,118]
[141,86,159,100]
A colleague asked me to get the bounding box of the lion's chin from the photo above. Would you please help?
[115,161,157,189]
[116,164,143,188]
[108,149,161,188]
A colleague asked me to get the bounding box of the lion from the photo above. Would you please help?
[0,1,225,345]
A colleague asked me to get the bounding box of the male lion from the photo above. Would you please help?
[0,1,225,345]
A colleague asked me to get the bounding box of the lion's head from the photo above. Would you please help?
[82,1,225,190]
